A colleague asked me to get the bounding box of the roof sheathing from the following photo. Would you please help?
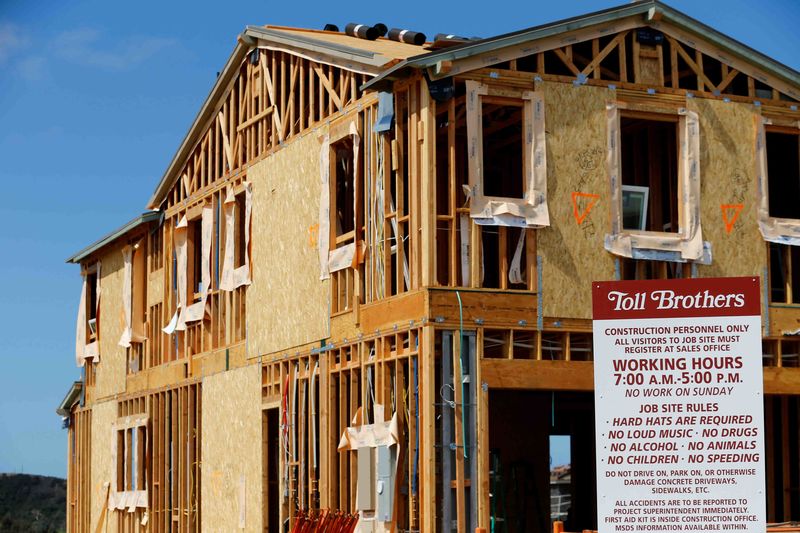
[262,26,428,61]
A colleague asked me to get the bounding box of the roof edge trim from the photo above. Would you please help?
[66,211,161,264]
[55,381,83,417]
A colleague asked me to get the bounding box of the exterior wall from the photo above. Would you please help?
[94,244,128,400]
[538,85,770,320]
[692,97,766,279]
[66,408,92,532]
[89,399,116,532]
[248,126,331,359]
[538,81,617,320]
[201,364,262,532]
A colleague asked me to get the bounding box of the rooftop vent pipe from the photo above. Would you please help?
[387,28,426,46]
[323,24,340,32]
[373,23,388,37]
[345,23,379,41]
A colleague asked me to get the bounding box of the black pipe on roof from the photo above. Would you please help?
[373,23,388,37]
[387,28,426,46]
[345,23,379,41]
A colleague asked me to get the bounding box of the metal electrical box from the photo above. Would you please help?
[376,445,395,521]
[356,447,375,511]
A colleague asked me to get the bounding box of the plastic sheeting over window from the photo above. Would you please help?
[184,205,213,323]
[604,102,709,263]
[220,182,252,291]
[109,414,149,511]
[465,80,550,228]
[163,216,188,334]
[118,246,134,348]
[75,262,100,367]
[163,202,219,334]
[756,117,800,245]
[319,120,361,278]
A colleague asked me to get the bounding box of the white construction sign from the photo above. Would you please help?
[593,277,765,532]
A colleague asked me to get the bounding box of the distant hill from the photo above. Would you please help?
[0,473,66,533]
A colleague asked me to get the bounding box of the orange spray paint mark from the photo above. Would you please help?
[721,204,744,234]
[308,224,319,247]
[571,192,600,225]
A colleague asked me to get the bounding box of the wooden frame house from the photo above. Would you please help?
[59,1,800,531]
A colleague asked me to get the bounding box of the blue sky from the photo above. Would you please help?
[0,0,797,478]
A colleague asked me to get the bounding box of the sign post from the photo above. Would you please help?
[593,277,765,532]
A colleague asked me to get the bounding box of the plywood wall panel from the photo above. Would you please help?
[538,81,616,319]
[248,130,330,358]
[201,364,262,532]
[95,245,127,399]
[147,269,164,306]
[89,399,117,532]
[690,97,766,279]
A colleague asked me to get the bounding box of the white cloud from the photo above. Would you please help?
[54,28,176,71]
[0,22,26,64]
[17,55,46,81]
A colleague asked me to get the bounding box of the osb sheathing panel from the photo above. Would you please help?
[538,81,616,319]
[330,311,360,343]
[690,97,766,279]
[201,364,262,532]
[147,268,164,306]
[248,130,330,357]
[95,245,127,399]
[638,54,662,86]
[90,399,117,532]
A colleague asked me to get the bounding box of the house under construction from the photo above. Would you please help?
[58,1,800,531]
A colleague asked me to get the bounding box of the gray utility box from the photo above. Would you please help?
[356,447,375,511]
[376,445,396,522]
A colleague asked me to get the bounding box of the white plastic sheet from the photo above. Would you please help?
[466,81,550,228]
[185,205,213,323]
[604,103,707,262]
[756,117,800,245]
[220,183,253,291]
[163,215,188,333]
[75,262,101,367]
[118,246,133,348]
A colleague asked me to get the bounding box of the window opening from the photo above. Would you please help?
[482,101,524,199]
[620,115,678,232]
[333,138,355,240]
[190,218,203,297]
[86,269,98,340]
[766,130,800,219]
[769,242,800,304]
[235,192,247,268]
